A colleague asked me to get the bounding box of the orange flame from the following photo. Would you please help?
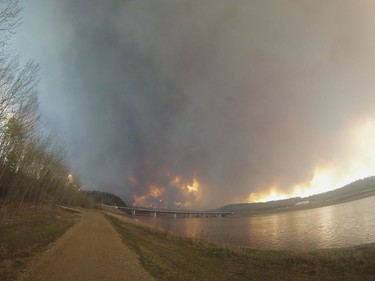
[131,172,202,208]
[186,178,199,192]
[170,175,182,186]
[149,184,165,199]
[133,194,148,207]
[248,184,288,203]
[248,117,375,203]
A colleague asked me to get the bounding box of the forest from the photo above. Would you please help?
[0,0,91,210]
[83,191,127,207]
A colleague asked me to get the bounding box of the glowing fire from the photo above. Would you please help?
[248,184,289,203]
[170,175,182,186]
[248,117,375,203]
[133,194,148,207]
[130,172,201,209]
[186,178,199,192]
[148,184,165,198]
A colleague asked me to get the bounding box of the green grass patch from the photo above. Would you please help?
[107,214,375,281]
[0,207,79,281]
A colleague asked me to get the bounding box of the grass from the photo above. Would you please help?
[0,207,80,281]
[106,214,375,281]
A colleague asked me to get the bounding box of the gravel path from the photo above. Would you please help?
[19,211,155,281]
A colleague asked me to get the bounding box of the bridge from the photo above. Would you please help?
[106,205,234,218]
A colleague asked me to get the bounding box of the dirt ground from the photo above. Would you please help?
[18,211,154,281]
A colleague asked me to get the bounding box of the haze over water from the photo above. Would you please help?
[136,196,375,250]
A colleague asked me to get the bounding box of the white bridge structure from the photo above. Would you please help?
[114,206,234,218]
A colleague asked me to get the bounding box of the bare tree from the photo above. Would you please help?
[0,0,89,209]
[0,0,21,40]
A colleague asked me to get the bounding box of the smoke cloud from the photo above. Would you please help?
[13,0,375,208]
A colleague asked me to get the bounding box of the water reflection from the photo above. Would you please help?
[136,195,375,250]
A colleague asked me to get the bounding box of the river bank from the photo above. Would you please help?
[107,213,375,281]
[1,207,374,281]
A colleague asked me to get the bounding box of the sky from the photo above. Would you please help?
[11,0,375,209]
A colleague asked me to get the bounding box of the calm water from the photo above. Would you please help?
[135,195,375,250]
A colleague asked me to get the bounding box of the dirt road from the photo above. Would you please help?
[19,211,154,281]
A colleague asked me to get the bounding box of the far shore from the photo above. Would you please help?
[225,190,375,217]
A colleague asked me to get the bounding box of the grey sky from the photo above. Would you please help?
[12,0,375,209]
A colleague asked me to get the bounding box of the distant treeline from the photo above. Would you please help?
[217,176,375,213]
[0,0,90,209]
[82,191,127,207]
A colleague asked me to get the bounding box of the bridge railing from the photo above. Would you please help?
[116,206,233,218]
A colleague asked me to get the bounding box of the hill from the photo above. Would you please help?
[217,176,375,213]
[82,191,127,207]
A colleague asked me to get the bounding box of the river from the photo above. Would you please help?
[134,195,375,250]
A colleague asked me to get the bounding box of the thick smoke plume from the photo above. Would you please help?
[13,0,375,208]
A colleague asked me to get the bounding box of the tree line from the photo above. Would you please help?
[0,0,91,209]
[83,191,127,207]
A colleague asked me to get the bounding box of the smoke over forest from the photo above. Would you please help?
[12,0,375,209]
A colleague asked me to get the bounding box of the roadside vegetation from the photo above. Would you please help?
[107,214,375,281]
[0,207,80,281]
[0,0,92,212]
[0,2,93,278]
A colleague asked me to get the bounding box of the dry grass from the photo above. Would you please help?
[107,214,375,281]
[0,207,79,281]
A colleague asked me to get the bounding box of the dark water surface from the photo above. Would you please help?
[135,195,375,250]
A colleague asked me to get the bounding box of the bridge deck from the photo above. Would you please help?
[114,206,233,218]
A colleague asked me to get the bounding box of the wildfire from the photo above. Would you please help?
[248,117,375,203]
[133,194,148,207]
[170,175,182,186]
[186,178,199,192]
[149,184,165,198]
[248,184,289,203]
[130,171,201,209]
